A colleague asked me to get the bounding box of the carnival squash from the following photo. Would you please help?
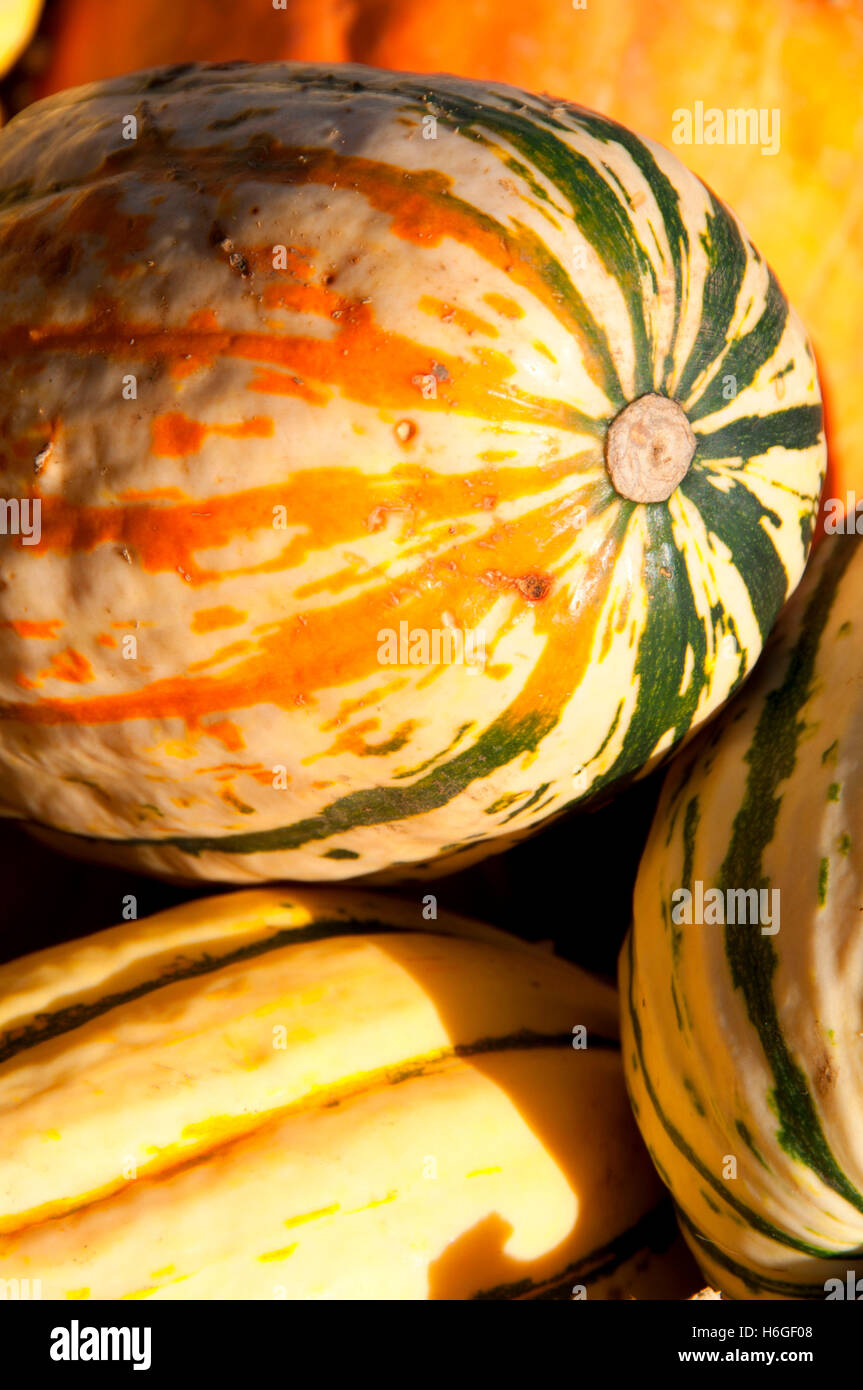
[16,0,861,527]
[621,524,863,1299]
[0,887,699,1299]
[0,63,823,883]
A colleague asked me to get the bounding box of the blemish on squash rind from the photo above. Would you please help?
[283,1203,339,1229]
[258,1242,298,1263]
[735,1119,769,1171]
[817,857,829,906]
[343,1190,397,1213]
[683,1077,705,1116]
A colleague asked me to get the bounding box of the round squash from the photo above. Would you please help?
[621,525,863,1299]
[0,63,823,883]
[0,886,699,1299]
[17,0,860,527]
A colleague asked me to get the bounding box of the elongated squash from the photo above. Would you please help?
[0,63,824,883]
[621,526,863,1299]
[0,887,698,1299]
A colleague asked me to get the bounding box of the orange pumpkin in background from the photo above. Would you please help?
[12,0,861,527]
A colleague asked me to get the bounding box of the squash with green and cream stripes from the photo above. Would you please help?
[621,527,863,1300]
[0,62,825,883]
[0,887,699,1300]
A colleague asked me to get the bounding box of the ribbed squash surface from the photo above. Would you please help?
[0,63,824,881]
[622,530,863,1299]
[0,888,696,1299]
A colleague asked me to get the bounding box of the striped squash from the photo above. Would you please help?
[0,887,699,1300]
[621,526,863,1299]
[15,1,862,534]
[0,63,824,884]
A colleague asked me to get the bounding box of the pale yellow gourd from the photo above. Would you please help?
[0,887,698,1299]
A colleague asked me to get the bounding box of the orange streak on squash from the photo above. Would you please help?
[152,412,275,458]
[166,309,225,379]
[36,648,96,685]
[483,293,525,320]
[0,183,154,286]
[202,720,246,753]
[322,676,409,732]
[5,298,578,432]
[0,139,619,737]
[249,766,285,786]
[62,184,156,280]
[294,560,391,600]
[18,454,594,585]
[0,482,606,728]
[3,144,610,420]
[417,296,499,338]
[251,145,576,340]
[0,620,62,639]
[194,760,264,775]
[246,369,330,406]
[187,640,255,673]
[117,487,188,502]
[482,515,627,744]
[191,606,248,634]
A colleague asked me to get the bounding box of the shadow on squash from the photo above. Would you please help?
[377,938,701,1300]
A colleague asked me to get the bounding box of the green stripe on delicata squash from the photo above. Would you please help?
[0,62,824,883]
[621,527,863,1300]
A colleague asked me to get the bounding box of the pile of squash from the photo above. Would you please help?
[0,0,859,1302]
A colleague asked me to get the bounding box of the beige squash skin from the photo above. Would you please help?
[621,531,863,1299]
[0,888,698,1299]
[0,63,823,882]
